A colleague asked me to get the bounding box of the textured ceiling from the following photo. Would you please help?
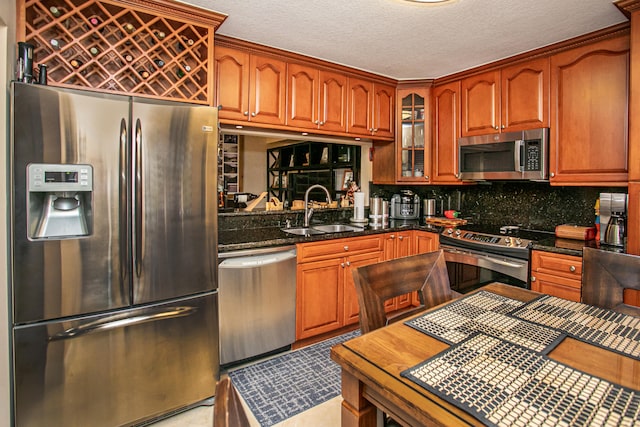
[181,0,628,80]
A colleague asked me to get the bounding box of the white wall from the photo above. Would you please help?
[1,0,16,425]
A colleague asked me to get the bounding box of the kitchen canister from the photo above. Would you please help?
[369,196,383,225]
[424,199,436,217]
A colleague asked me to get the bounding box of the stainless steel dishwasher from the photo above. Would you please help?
[218,245,297,366]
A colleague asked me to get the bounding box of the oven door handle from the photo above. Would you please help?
[441,246,527,270]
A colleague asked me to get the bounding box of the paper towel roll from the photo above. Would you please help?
[354,192,366,220]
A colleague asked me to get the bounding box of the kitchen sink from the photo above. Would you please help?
[282,224,364,236]
[281,227,325,236]
[312,224,364,233]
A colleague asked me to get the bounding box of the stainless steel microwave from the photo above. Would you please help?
[458,128,549,181]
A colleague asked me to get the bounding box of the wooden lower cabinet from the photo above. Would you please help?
[295,235,384,340]
[530,250,582,302]
[295,230,440,340]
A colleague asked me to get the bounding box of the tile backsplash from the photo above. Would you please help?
[370,182,625,231]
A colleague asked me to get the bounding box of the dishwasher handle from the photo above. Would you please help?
[218,249,297,268]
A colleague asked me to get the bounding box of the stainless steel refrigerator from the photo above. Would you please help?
[10,82,219,427]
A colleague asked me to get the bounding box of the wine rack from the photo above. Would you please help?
[19,0,226,104]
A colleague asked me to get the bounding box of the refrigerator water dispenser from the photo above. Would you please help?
[27,163,93,239]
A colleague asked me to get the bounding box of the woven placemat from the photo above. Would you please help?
[405,291,565,353]
[511,295,640,361]
[402,333,640,427]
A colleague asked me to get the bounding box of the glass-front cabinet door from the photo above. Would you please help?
[398,87,430,182]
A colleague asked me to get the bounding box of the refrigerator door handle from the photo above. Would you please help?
[134,118,143,277]
[119,118,129,285]
[49,306,197,341]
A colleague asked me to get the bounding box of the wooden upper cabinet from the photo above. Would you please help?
[373,83,395,139]
[215,47,286,125]
[215,46,250,120]
[287,64,347,132]
[348,78,395,139]
[397,86,430,183]
[461,58,549,137]
[461,70,500,136]
[501,58,549,132]
[432,81,463,184]
[549,35,629,186]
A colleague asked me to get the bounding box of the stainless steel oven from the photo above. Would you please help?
[439,226,552,294]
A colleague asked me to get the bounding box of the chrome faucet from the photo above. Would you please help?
[304,184,332,227]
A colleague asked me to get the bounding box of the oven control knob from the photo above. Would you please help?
[505,237,511,245]
[455,229,461,236]
[446,228,453,235]
[515,238,522,246]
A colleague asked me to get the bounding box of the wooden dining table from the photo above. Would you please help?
[330,282,640,427]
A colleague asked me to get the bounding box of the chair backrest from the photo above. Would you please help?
[582,247,640,317]
[353,250,455,333]
[213,377,250,427]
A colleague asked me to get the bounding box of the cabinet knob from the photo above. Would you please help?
[346,261,351,266]
[319,121,325,125]
[398,235,404,240]
[343,245,349,251]
[425,175,429,180]
[341,262,345,268]
[314,120,319,124]
[390,234,395,239]
[501,125,505,129]
[569,265,576,272]
[243,111,249,116]
[251,112,256,117]
[550,172,555,178]
[373,128,378,132]
[531,276,536,282]
[494,126,499,130]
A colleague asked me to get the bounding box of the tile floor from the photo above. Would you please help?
[149,394,342,427]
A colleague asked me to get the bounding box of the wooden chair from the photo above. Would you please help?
[582,247,640,317]
[353,250,459,334]
[213,377,250,427]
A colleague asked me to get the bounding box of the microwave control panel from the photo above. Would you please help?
[524,140,541,171]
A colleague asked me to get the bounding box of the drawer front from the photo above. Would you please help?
[531,250,582,280]
[532,276,582,302]
[297,235,383,262]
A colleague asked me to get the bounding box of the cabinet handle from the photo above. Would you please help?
[346,261,351,266]
[390,234,395,239]
[319,121,325,125]
[343,245,349,251]
[314,120,319,124]
[425,175,429,180]
[501,125,505,129]
[531,276,536,282]
[569,265,576,272]
[398,235,404,240]
[494,126,499,130]
[341,262,345,268]
[251,112,256,117]
[373,128,378,132]
[243,111,249,116]
[550,172,555,178]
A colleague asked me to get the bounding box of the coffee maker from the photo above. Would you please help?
[599,192,627,247]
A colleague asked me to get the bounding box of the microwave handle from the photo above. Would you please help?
[515,140,524,172]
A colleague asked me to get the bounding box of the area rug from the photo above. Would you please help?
[228,330,360,426]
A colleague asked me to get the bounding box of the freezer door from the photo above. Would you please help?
[131,99,217,304]
[13,293,219,427]
[11,83,131,323]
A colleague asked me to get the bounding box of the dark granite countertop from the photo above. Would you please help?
[531,237,625,257]
[218,221,441,253]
